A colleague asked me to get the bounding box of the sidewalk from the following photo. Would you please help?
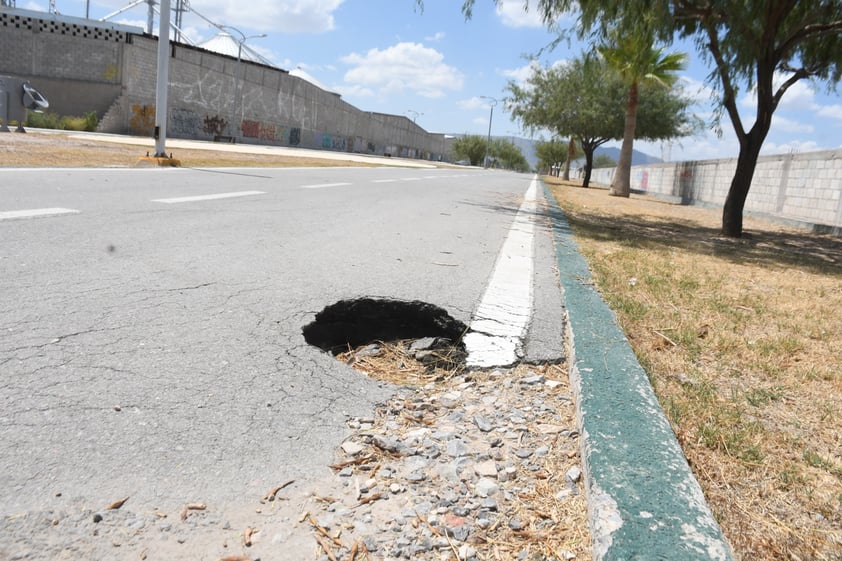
[542,180,734,560]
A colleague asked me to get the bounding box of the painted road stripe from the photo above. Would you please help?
[372,179,398,183]
[401,177,422,182]
[464,176,539,368]
[152,190,265,204]
[0,208,79,221]
[300,182,352,189]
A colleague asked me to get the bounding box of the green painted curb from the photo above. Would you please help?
[542,182,734,561]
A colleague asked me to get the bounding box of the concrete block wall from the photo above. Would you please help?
[584,150,842,233]
[0,7,447,160]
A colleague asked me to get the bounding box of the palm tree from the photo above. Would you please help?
[599,26,686,197]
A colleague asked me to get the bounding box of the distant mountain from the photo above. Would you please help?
[593,146,663,166]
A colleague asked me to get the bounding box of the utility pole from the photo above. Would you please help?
[153,0,171,157]
[480,96,498,169]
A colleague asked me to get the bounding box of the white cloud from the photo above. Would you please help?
[501,61,540,85]
[425,31,446,42]
[816,104,842,120]
[183,0,345,34]
[459,97,487,110]
[496,0,545,28]
[341,42,464,99]
[772,115,814,134]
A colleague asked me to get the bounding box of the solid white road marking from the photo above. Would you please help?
[372,179,399,183]
[300,182,352,189]
[401,177,422,182]
[0,208,80,221]
[464,176,539,368]
[152,190,265,204]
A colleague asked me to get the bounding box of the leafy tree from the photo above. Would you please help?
[593,153,617,168]
[507,54,694,187]
[535,139,569,174]
[461,0,842,236]
[452,134,488,166]
[490,138,530,171]
[598,25,686,197]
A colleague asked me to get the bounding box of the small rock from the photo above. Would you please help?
[446,439,468,458]
[520,374,545,385]
[389,483,403,494]
[341,441,365,455]
[474,460,498,478]
[410,337,438,352]
[458,544,477,560]
[372,435,401,453]
[556,488,573,501]
[472,415,493,432]
[356,344,382,357]
[508,518,524,531]
[514,448,534,459]
[566,466,582,484]
[474,477,499,498]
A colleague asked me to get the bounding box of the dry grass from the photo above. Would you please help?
[0,131,375,168]
[545,176,842,561]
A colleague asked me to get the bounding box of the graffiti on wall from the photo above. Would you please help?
[288,127,301,146]
[129,104,155,136]
[202,114,228,137]
[240,120,276,140]
[171,108,200,137]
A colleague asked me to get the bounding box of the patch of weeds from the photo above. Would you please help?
[803,450,842,478]
[778,464,807,490]
[664,396,687,427]
[745,386,785,407]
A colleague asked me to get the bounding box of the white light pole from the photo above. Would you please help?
[406,109,423,123]
[480,96,498,169]
[224,26,266,139]
[153,0,171,157]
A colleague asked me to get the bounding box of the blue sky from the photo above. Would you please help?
[20,0,842,162]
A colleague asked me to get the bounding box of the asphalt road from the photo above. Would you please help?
[0,165,563,518]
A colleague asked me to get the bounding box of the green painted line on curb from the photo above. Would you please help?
[542,181,734,561]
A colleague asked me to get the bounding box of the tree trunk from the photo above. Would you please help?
[582,145,595,189]
[722,135,763,237]
[609,82,639,198]
[562,138,576,182]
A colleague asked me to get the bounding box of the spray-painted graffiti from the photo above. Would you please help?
[259,123,276,141]
[241,120,260,138]
[129,104,155,136]
[289,127,301,146]
[170,108,200,136]
[202,114,228,137]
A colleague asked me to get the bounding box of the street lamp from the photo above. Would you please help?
[406,109,423,123]
[223,25,267,139]
[480,96,498,169]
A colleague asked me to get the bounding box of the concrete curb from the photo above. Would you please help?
[542,181,734,561]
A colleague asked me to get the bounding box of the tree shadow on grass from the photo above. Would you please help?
[461,193,842,277]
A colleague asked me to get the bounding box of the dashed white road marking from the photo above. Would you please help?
[464,176,539,368]
[300,182,352,189]
[152,190,265,204]
[372,179,399,183]
[0,208,80,221]
[400,177,422,182]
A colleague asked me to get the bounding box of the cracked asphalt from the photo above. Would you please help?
[0,165,564,556]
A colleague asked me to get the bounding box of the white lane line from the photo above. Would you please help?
[373,179,399,184]
[300,182,352,189]
[401,177,422,182]
[0,208,80,221]
[152,190,265,204]
[464,176,539,368]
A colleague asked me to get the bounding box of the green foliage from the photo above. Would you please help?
[451,134,488,166]
[535,139,570,172]
[507,54,694,186]
[25,110,98,132]
[489,138,530,171]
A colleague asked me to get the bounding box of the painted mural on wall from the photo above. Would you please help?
[202,114,228,137]
[171,108,200,137]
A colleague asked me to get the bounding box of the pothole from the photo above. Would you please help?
[302,298,468,383]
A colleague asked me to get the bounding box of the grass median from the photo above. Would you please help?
[545,176,841,561]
